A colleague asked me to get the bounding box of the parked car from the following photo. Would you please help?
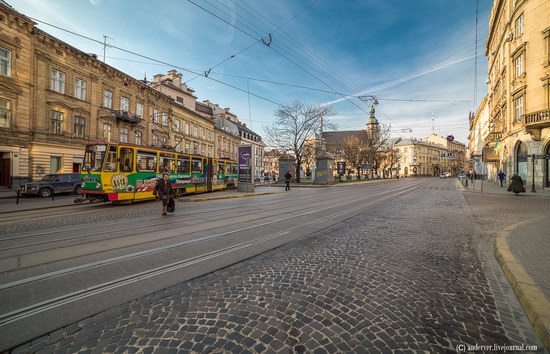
[17,173,82,198]
[439,173,447,178]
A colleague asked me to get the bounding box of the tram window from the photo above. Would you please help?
[160,153,176,173]
[104,145,118,172]
[119,148,134,173]
[217,162,224,174]
[136,150,157,172]
[191,158,203,174]
[83,144,106,172]
[177,156,190,174]
[230,163,238,175]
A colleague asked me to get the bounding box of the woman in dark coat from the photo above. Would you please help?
[507,174,526,195]
[153,172,174,215]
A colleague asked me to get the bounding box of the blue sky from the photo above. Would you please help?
[10,0,492,145]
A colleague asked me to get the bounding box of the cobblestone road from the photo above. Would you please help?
[8,182,546,353]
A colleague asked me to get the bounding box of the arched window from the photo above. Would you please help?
[516,142,528,181]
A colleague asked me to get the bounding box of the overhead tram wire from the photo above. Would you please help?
[27,16,282,107]
[186,0,371,115]
[186,0,366,109]
[228,0,364,97]
[185,0,313,85]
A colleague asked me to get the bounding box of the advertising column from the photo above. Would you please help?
[237,145,254,192]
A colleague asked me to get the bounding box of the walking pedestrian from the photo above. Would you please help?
[497,170,506,187]
[153,172,174,215]
[284,170,292,191]
[507,174,526,196]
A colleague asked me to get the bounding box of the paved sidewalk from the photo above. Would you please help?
[459,178,550,349]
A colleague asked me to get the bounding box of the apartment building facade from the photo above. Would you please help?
[395,138,451,177]
[0,3,258,187]
[483,0,550,188]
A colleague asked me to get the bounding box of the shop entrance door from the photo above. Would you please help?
[0,158,11,188]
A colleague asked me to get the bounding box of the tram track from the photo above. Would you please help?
[0,181,412,254]
[0,182,418,329]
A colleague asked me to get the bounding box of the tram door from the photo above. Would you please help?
[206,158,213,192]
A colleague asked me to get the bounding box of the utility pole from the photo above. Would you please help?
[431,110,435,135]
[103,35,109,63]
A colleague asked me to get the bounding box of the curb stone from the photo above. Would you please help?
[494,221,550,350]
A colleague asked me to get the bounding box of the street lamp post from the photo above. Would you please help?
[531,153,536,193]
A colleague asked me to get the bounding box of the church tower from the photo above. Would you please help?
[366,105,380,134]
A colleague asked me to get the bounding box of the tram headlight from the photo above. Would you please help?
[96,183,101,189]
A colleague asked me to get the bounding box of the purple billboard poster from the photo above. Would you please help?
[238,145,252,183]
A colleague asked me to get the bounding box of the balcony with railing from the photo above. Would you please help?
[524,109,550,141]
[114,111,142,124]
[524,109,550,129]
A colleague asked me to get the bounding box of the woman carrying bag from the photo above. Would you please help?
[153,172,174,215]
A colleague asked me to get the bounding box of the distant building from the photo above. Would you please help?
[468,97,490,179]
[264,149,282,180]
[203,101,265,179]
[425,134,466,175]
[395,138,450,177]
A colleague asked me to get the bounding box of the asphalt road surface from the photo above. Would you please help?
[0,178,545,353]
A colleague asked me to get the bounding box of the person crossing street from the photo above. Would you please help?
[284,171,292,191]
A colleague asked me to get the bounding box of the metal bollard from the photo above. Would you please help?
[52,189,54,201]
[16,189,20,205]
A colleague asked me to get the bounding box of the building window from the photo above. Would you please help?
[75,79,87,100]
[185,122,190,135]
[50,156,62,173]
[50,110,64,134]
[202,129,206,140]
[514,54,524,78]
[153,108,159,124]
[161,112,168,126]
[185,143,190,154]
[103,90,113,108]
[515,13,524,38]
[74,116,85,138]
[514,96,523,121]
[135,131,142,145]
[193,126,198,138]
[120,127,128,143]
[103,123,111,141]
[136,102,143,118]
[120,97,129,112]
[152,134,159,146]
[0,48,11,76]
[51,69,65,93]
[0,99,10,128]
[175,119,181,132]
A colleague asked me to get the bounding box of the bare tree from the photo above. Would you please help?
[380,142,401,178]
[362,123,391,178]
[301,143,317,178]
[342,135,367,178]
[264,101,334,182]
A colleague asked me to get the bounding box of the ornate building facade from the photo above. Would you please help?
[483,0,550,188]
[0,3,261,188]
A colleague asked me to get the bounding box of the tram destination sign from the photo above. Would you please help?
[238,145,252,183]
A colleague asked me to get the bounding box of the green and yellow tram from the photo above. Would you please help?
[80,143,238,203]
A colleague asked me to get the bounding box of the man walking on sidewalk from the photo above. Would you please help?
[498,170,506,187]
[284,170,292,191]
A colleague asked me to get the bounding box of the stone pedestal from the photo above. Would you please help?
[314,151,335,185]
[278,152,295,182]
